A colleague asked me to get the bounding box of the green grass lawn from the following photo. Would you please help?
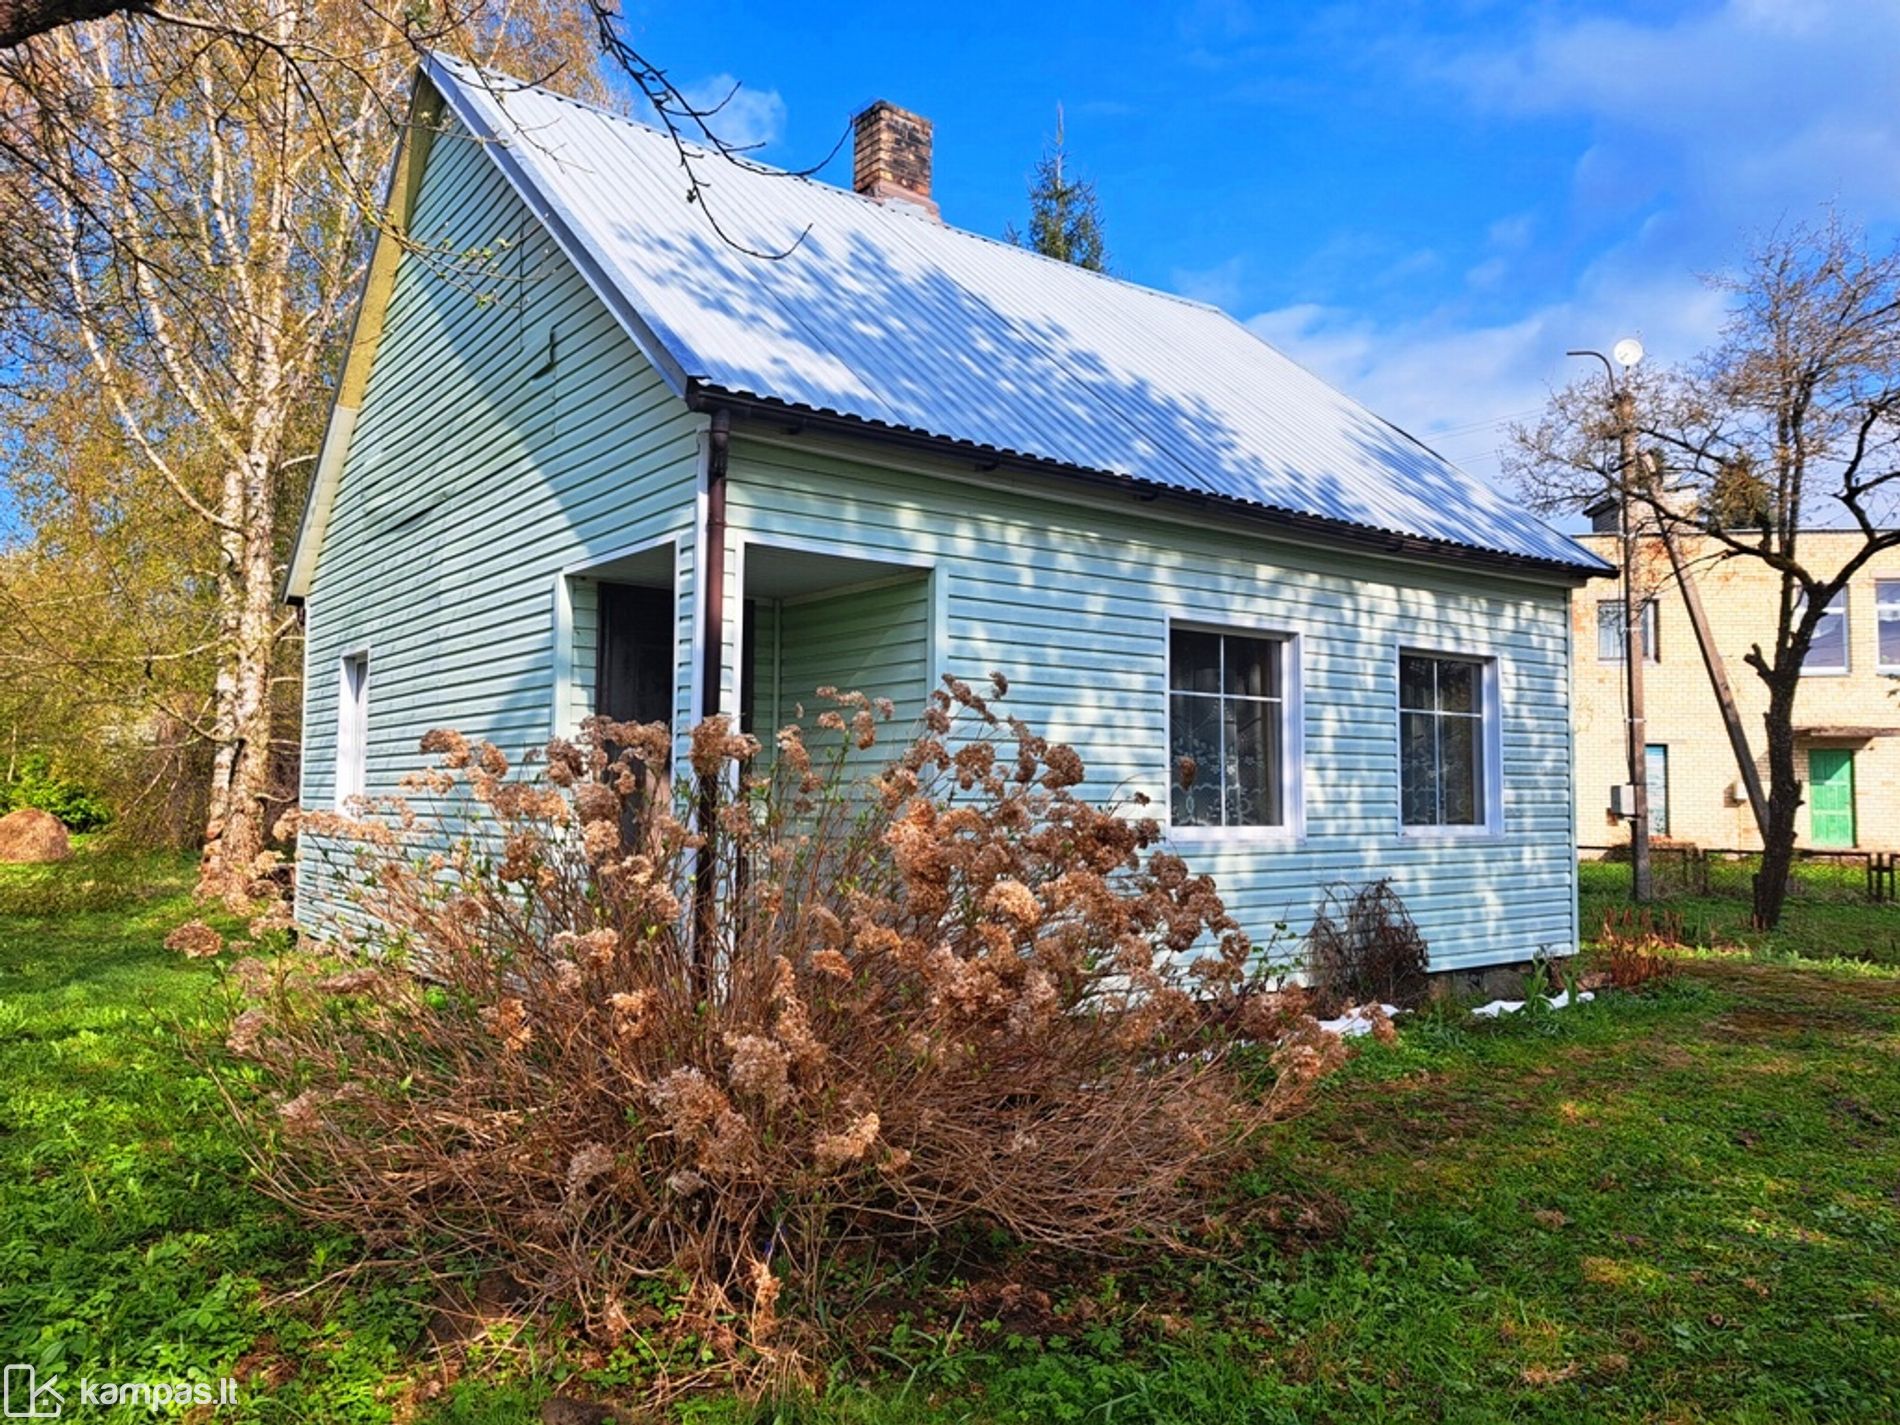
[1579,856,1900,966]
[0,850,434,1423]
[3,849,1898,1422]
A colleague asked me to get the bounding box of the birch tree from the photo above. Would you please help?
[1508,219,1900,929]
[0,1,595,900]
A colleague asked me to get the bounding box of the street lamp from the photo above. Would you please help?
[1568,341,1651,904]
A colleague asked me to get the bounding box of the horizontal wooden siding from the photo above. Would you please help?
[724,436,1579,971]
[296,121,702,924]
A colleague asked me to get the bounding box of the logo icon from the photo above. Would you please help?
[2,1366,62,1418]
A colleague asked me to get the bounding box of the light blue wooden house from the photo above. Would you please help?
[286,56,1610,971]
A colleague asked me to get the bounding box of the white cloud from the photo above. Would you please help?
[1464,257,1508,290]
[1486,212,1535,250]
[1238,0,1900,498]
[1171,256,1248,308]
[1246,257,1727,491]
[1442,0,1900,223]
[677,73,787,153]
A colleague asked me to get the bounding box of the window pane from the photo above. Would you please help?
[1598,602,1657,662]
[1224,635,1280,699]
[1400,710,1437,825]
[1399,654,1436,711]
[1597,601,1624,661]
[1439,715,1481,825]
[1225,697,1282,826]
[1436,658,1478,714]
[1645,743,1669,836]
[1880,583,1900,667]
[1807,609,1847,671]
[1169,693,1223,826]
[1169,629,1221,693]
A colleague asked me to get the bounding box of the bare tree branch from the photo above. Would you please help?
[1507,214,1900,928]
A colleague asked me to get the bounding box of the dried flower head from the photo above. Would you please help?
[226,1008,268,1057]
[573,782,619,826]
[278,1088,329,1135]
[231,957,276,998]
[248,900,295,937]
[481,997,533,1053]
[690,715,735,778]
[1043,744,1086,789]
[813,1111,880,1173]
[564,1141,615,1211]
[810,948,853,982]
[724,1033,793,1111]
[419,728,472,768]
[983,878,1042,929]
[582,819,620,859]
[164,920,224,959]
[318,967,379,995]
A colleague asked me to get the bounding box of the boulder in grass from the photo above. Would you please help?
[0,807,72,863]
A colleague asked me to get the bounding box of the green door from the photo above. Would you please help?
[1809,748,1857,847]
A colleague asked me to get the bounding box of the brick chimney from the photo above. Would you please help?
[852,100,938,218]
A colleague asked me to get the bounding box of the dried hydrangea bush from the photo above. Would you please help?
[234,676,1335,1385]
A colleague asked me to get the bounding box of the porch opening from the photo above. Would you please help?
[739,546,932,770]
[569,543,675,730]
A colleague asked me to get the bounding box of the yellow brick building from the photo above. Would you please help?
[1573,529,1900,852]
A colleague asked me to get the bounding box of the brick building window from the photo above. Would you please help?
[1799,590,1849,675]
[1596,599,1658,663]
[1878,580,1900,672]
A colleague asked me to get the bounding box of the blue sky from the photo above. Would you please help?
[7,0,1892,548]
[617,0,1900,483]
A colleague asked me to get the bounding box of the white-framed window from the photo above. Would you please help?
[1596,598,1659,663]
[336,651,369,807]
[1167,624,1299,833]
[1876,580,1900,672]
[1398,650,1498,832]
[1799,589,1849,675]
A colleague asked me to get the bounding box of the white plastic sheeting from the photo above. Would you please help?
[1470,989,1597,1018]
[1316,1003,1404,1038]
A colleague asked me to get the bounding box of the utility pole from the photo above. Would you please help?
[1616,382,1654,902]
[1571,345,1652,902]
[1654,521,1768,836]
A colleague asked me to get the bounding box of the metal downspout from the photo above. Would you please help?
[693,408,731,997]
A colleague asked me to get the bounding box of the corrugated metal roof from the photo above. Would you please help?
[426,55,1605,573]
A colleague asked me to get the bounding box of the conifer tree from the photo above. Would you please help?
[1007,105,1108,272]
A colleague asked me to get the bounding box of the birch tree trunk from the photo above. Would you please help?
[199,452,287,901]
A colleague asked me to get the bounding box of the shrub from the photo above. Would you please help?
[1304,879,1430,1014]
[1594,907,1683,989]
[236,676,1327,1388]
[1,752,111,832]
